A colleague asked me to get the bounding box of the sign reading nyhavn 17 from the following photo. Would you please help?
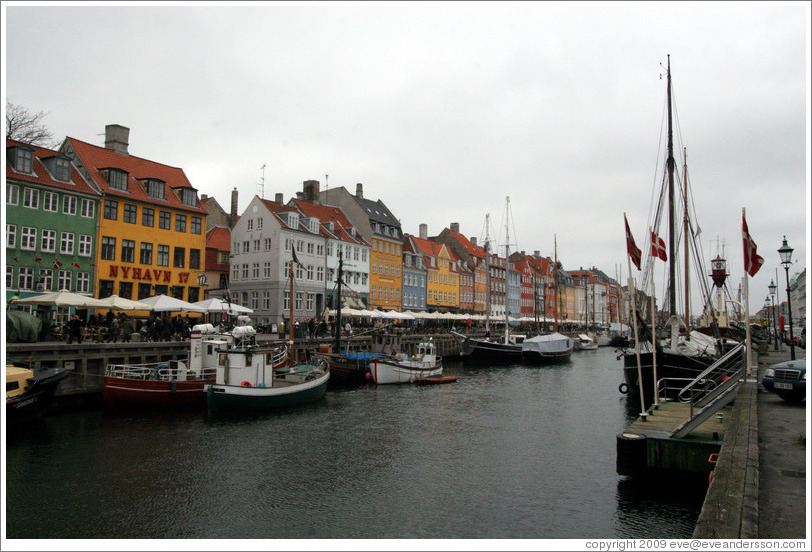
[108,265,192,283]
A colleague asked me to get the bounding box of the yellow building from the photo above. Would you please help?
[407,234,459,311]
[63,126,208,303]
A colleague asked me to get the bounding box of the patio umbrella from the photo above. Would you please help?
[93,295,154,311]
[14,289,105,308]
[193,297,253,315]
[139,294,207,313]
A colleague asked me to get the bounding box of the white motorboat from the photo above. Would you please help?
[369,338,443,384]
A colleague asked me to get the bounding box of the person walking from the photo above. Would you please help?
[120,315,134,343]
[108,315,120,343]
[66,314,83,345]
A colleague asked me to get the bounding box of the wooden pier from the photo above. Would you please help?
[616,400,733,476]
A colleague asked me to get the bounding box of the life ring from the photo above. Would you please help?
[241,381,252,387]
[618,382,630,394]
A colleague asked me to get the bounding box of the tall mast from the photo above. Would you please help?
[334,250,343,352]
[484,214,491,333]
[504,197,511,344]
[289,258,295,367]
[666,54,677,315]
[554,235,559,332]
[683,147,690,334]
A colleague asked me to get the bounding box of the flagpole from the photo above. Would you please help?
[742,208,754,377]
[625,213,647,420]
[649,227,659,408]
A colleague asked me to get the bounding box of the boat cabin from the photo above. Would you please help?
[6,365,33,399]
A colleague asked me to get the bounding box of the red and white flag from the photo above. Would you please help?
[624,214,642,270]
[53,260,63,269]
[651,232,667,262]
[742,212,764,277]
[34,257,42,263]
[71,261,81,269]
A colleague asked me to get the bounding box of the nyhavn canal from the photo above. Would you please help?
[5,346,708,539]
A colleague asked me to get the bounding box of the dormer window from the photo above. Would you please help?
[146,179,165,199]
[10,146,34,173]
[180,187,197,207]
[107,168,129,191]
[54,157,71,182]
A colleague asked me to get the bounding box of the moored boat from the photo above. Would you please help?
[101,324,274,408]
[368,338,443,384]
[577,334,599,351]
[6,364,70,424]
[205,326,328,412]
[521,332,575,363]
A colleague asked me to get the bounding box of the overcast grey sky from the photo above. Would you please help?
[4,1,809,316]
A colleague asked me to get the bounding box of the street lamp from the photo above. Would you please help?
[768,279,779,351]
[778,236,795,360]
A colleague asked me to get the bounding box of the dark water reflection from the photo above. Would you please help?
[5,347,706,539]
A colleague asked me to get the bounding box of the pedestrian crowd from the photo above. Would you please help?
[64,312,196,344]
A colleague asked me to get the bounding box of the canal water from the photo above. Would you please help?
[5,346,708,540]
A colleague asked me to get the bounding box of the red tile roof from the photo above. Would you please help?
[444,228,486,259]
[6,138,99,196]
[64,136,206,214]
[206,226,231,251]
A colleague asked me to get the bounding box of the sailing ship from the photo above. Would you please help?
[206,259,329,412]
[454,200,524,363]
[621,56,741,401]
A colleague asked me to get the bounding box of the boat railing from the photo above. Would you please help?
[106,361,215,381]
[657,377,716,403]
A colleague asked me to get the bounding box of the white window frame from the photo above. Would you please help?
[43,190,59,212]
[41,229,57,253]
[81,198,95,218]
[7,225,17,248]
[60,232,75,255]
[20,227,37,250]
[23,188,39,209]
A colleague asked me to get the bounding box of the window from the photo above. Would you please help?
[13,148,35,173]
[140,243,153,265]
[175,214,186,232]
[157,245,169,267]
[252,263,260,278]
[104,200,118,220]
[41,230,56,252]
[119,281,133,300]
[189,249,200,270]
[101,237,116,260]
[60,232,75,255]
[122,240,135,263]
[76,272,90,293]
[146,179,165,199]
[141,207,154,227]
[99,279,114,298]
[263,262,271,278]
[107,169,128,191]
[242,264,248,279]
[7,184,19,205]
[187,287,200,303]
[20,227,37,250]
[63,195,77,215]
[58,270,71,291]
[180,188,197,207]
[55,157,71,182]
[264,238,272,251]
[159,211,171,230]
[173,247,185,268]
[138,283,152,300]
[123,204,137,224]
[43,191,58,212]
[81,199,94,218]
[79,235,93,257]
[7,225,16,248]
[247,220,253,231]
[191,217,202,235]
[23,188,39,209]
[18,267,34,290]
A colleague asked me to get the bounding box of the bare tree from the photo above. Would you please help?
[6,101,56,147]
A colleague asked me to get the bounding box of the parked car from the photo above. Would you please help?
[761,359,806,402]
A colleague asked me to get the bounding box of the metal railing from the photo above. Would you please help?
[106,360,215,381]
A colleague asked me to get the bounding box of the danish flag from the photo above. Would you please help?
[53,260,63,269]
[742,213,764,277]
[651,232,667,262]
[624,214,642,270]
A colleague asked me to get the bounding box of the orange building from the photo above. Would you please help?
[62,125,208,303]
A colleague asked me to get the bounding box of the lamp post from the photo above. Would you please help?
[778,236,795,360]
[768,279,779,351]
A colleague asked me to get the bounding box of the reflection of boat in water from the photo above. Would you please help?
[6,365,70,424]
[369,338,444,384]
[522,332,575,363]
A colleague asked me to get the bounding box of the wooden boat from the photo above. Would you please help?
[206,326,328,412]
[521,332,575,363]
[6,364,70,423]
[576,334,599,351]
[101,324,286,408]
[368,338,443,384]
[206,259,329,412]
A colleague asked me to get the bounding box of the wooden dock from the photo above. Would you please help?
[617,400,734,476]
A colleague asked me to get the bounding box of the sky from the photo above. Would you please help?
[3,1,810,318]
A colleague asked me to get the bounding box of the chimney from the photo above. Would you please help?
[303,180,321,204]
[450,222,460,234]
[275,193,284,205]
[356,183,364,199]
[470,237,478,246]
[419,223,428,240]
[534,250,540,258]
[230,187,238,228]
[200,193,208,201]
[104,124,129,155]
